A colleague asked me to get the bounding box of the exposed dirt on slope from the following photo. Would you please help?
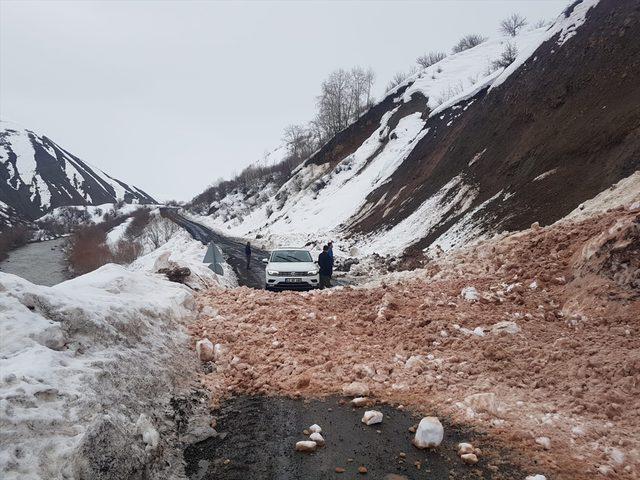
[349,0,640,249]
[192,207,639,479]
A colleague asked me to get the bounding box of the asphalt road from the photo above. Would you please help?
[184,395,525,480]
[161,209,268,289]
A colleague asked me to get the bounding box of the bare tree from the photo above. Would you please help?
[500,13,528,37]
[283,124,316,163]
[491,42,519,69]
[312,66,377,142]
[452,34,487,54]
[416,51,446,69]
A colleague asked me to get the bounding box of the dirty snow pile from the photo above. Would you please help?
[193,204,639,479]
[0,265,199,479]
[129,228,238,289]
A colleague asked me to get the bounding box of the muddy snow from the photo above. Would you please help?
[193,206,639,479]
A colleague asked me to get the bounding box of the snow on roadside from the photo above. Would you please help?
[0,265,197,479]
[129,229,238,290]
[105,216,133,246]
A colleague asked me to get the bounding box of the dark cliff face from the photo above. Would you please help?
[347,0,639,250]
[0,123,157,222]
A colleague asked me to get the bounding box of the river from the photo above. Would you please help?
[0,237,69,286]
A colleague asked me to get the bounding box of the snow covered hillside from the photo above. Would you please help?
[0,121,157,226]
[190,0,639,257]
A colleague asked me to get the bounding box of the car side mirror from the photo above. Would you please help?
[262,258,269,264]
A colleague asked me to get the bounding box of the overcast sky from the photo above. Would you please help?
[1,0,567,201]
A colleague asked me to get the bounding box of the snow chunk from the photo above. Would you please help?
[461,286,480,302]
[135,413,160,451]
[309,432,325,446]
[342,381,370,397]
[361,410,383,426]
[413,417,444,448]
[309,424,322,434]
[196,338,214,362]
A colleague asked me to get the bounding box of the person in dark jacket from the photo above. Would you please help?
[327,241,334,267]
[317,245,332,289]
[245,242,252,269]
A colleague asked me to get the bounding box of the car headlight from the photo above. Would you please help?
[307,270,318,275]
[267,270,280,275]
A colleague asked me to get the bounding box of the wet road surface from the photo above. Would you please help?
[162,209,268,289]
[184,395,525,480]
[0,237,68,286]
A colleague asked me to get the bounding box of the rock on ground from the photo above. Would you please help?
[295,440,317,452]
[342,382,370,397]
[413,417,444,448]
[361,410,383,426]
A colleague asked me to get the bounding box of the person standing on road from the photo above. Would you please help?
[245,242,252,270]
[317,245,332,289]
[327,241,335,284]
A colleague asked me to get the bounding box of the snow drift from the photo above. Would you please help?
[0,265,198,479]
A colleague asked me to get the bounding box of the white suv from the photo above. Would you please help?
[263,248,319,291]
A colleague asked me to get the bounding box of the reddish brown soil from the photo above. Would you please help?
[192,207,639,479]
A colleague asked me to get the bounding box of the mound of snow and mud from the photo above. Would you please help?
[193,204,639,479]
[0,265,211,479]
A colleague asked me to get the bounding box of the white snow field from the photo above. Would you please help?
[195,2,600,256]
[0,265,199,479]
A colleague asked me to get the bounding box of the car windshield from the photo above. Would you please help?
[270,250,313,263]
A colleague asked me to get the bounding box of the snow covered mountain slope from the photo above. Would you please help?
[0,121,157,224]
[190,0,639,256]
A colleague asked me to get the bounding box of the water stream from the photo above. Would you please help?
[0,237,69,286]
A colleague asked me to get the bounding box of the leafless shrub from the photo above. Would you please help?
[385,66,419,93]
[38,207,93,235]
[500,13,528,37]
[416,51,446,69]
[143,216,179,249]
[65,225,112,275]
[491,42,519,70]
[435,81,466,106]
[534,18,551,29]
[452,34,487,54]
[0,225,32,261]
[125,208,151,240]
[111,240,143,264]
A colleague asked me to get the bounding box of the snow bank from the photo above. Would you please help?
[0,265,197,479]
[129,229,238,290]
